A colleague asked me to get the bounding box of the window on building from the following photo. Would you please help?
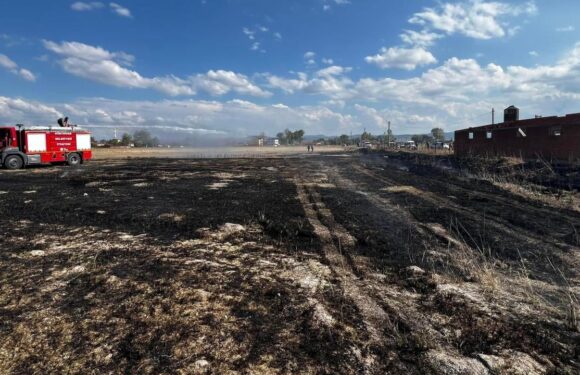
[468,132,474,140]
[550,127,562,136]
[486,131,492,139]
[516,128,527,138]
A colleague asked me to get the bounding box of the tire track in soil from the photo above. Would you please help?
[295,161,490,374]
[355,158,580,246]
[316,159,579,373]
[322,164,454,252]
[295,176,393,373]
[349,161,580,255]
[291,157,578,374]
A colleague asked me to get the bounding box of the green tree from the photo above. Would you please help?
[133,130,159,147]
[280,128,305,145]
[284,128,293,145]
[276,132,286,145]
[431,127,445,141]
[411,134,434,146]
[338,134,350,145]
[361,131,375,142]
[120,133,133,146]
[293,129,305,144]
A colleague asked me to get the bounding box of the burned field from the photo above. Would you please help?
[0,151,578,374]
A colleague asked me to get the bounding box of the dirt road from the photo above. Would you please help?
[0,151,578,374]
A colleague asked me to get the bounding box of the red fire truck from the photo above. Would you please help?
[0,122,92,169]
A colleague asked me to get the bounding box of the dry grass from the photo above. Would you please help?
[91,145,347,160]
[1,152,578,374]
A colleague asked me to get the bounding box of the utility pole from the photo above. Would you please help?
[387,121,391,148]
[492,108,495,125]
[114,128,118,140]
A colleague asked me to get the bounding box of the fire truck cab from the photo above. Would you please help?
[0,124,92,169]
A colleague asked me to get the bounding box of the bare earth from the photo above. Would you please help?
[0,147,578,374]
[91,146,348,160]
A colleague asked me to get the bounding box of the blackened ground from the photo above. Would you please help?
[0,152,578,374]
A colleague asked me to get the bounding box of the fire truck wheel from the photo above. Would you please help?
[67,153,82,166]
[4,155,24,170]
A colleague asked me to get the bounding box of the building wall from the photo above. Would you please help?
[455,113,580,162]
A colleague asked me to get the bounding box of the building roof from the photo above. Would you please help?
[456,112,580,133]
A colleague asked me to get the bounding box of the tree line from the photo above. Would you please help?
[92,126,448,148]
[275,129,305,145]
[411,128,446,145]
[92,130,160,148]
[314,127,447,146]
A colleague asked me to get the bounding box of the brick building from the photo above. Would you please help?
[454,107,580,162]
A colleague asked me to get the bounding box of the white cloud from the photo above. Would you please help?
[0,53,36,81]
[354,104,389,128]
[354,42,580,126]
[0,54,17,70]
[71,2,104,11]
[6,37,580,138]
[71,2,132,18]
[400,30,443,48]
[110,2,132,18]
[354,104,438,133]
[364,1,536,76]
[323,0,351,11]
[365,46,437,70]
[322,58,334,65]
[43,40,134,65]
[409,0,537,40]
[0,34,29,47]
[267,41,580,132]
[243,27,255,40]
[267,66,354,99]
[242,25,280,52]
[556,26,575,32]
[304,51,316,60]
[192,70,270,97]
[18,69,36,82]
[0,96,62,120]
[356,58,510,105]
[529,50,539,57]
[316,65,351,77]
[44,40,270,97]
[304,51,317,65]
[0,96,360,139]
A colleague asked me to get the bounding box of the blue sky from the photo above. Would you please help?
[1,0,580,139]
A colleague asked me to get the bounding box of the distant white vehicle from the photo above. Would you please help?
[432,142,450,149]
[273,139,280,147]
